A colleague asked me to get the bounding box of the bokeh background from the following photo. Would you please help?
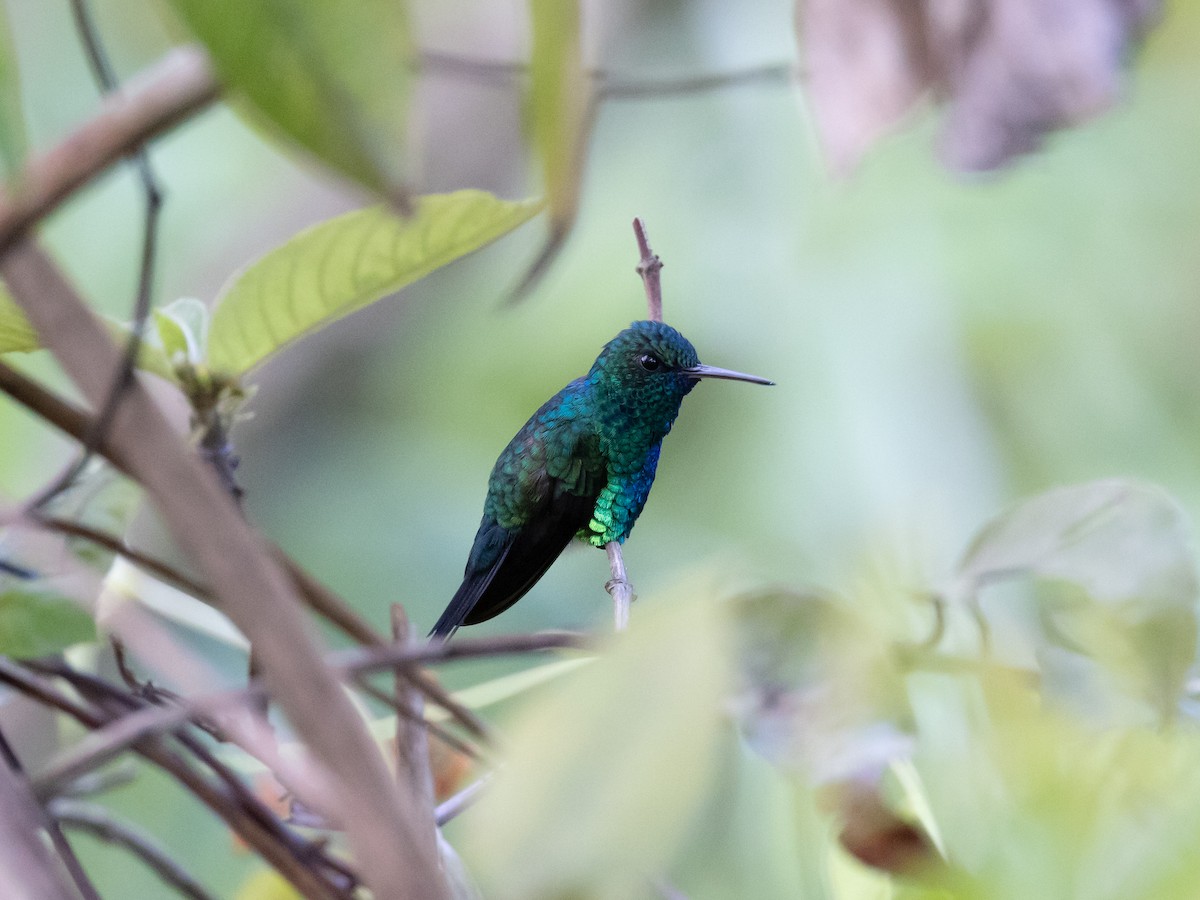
[3,0,1200,893]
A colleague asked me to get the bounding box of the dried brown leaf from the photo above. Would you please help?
[796,0,1160,172]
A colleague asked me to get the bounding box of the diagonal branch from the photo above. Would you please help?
[31,631,587,801]
[0,45,218,252]
[0,758,75,900]
[51,799,216,900]
[0,241,445,898]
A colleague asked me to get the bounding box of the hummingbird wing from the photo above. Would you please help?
[430,394,604,639]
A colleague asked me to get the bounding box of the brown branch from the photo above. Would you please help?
[32,632,585,801]
[0,241,442,898]
[0,759,75,900]
[632,218,663,322]
[0,725,101,900]
[419,51,797,99]
[336,630,591,677]
[353,677,482,760]
[600,63,796,99]
[0,360,391,655]
[0,46,218,252]
[14,660,356,899]
[392,606,439,882]
[51,799,217,900]
[35,515,209,599]
[0,360,136,478]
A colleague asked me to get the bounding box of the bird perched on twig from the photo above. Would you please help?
[429,320,772,639]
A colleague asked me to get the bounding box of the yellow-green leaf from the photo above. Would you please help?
[0,280,178,384]
[207,190,542,375]
[0,587,95,658]
[510,0,593,299]
[0,281,38,354]
[527,0,590,228]
[163,0,413,203]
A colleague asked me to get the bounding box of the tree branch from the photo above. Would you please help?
[0,241,443,898]
[632,218,663,322]
[10,658,355,899]
[0,362,394,652]
[0,759,75,900]
[31,631,587,800]
[392,606,439,884]
[24,0,170,513]
[52,799,217,900]
[0,45,218,252]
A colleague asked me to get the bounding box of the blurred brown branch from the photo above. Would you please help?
[0,240,444,897]
[0,45,219,251]
[0,758,76,900]
[51,799,216,900]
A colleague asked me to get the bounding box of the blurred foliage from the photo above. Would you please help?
[0,0,1198,896]
[0,583,94,657]
[161,0,415,204]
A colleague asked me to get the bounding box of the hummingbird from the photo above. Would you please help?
[429,320,773,638]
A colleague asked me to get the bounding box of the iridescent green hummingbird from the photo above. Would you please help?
[429,320,773,638]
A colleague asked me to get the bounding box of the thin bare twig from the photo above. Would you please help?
[351,677,483,759]
[34,514,209,599]
[32,632,585,800]
[420,50,796,99]
[269,545,384,647]
[604,541,635,630]
[0,45,217,252]
[0,356,385,654]
[24,0,169,513]
[436,772,492,826]
[392,606,439,884]
[632,218,664,323]
[336,630,591,678]
[0,360,137,478]
[0,726,102,900]
[600,63,796,99]
[0,754,75,900]
[52,799,217,900]
[17,660,357,899]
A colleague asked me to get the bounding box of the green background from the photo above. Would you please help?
[3,0,1200,895]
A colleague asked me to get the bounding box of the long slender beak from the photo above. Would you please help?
[682,364,775,386]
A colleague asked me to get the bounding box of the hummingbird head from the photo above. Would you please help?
[588,320,773,436]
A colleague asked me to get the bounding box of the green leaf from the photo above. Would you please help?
[0,587,95,658]
[163,0,413,202]
[462,587,732,898]
[912,675,1200,898]
[207,191,542,375]
[0,281,39,354]
[0,2,26,177]
[152,297,209,367]
[955,479,1199,721]
[509,0,592,299]
[0,280,178,384]
[527,0,589,228]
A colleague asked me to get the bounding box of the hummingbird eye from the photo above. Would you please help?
[638,353,662,372]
